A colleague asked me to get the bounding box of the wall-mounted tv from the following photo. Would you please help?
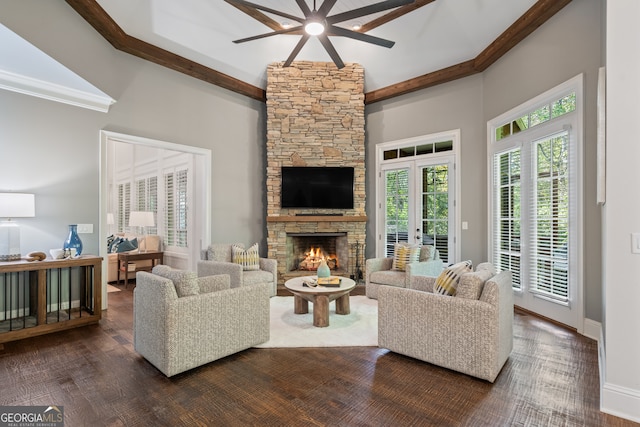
[281,167,354,209]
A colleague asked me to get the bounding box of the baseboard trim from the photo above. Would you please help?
[601,382,640,423]
[582,317,601,342]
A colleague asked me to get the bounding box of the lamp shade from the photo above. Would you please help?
[129,211,155,227]
[0,193,35,218]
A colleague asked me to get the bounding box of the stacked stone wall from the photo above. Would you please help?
[266,62,366,283]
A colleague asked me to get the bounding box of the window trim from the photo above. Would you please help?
[376,130,461,261]
[487,74,584,332]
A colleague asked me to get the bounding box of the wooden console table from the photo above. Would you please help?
[117,251,163,288]
[0,255,102,344]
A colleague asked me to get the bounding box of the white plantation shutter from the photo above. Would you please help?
[493,148,522,290]
[118,182,130,233]
[529,131,570,303]
[176,169,188,247]
[135,176,158,235]
[164,172,175,247]
[164,168,189,249]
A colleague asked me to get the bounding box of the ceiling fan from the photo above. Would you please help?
[226,0,415,69]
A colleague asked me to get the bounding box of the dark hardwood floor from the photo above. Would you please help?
[0,284,637,427]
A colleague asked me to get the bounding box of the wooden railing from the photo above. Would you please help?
[0,255,102,344]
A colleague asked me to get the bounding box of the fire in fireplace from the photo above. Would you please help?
[298,246,338,271]
[287,232,348,273]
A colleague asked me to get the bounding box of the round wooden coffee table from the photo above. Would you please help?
[284,276,356,327]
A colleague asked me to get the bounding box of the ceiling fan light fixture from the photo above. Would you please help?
[305,21,325,36]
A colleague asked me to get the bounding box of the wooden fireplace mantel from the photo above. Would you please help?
[267,215,367,223]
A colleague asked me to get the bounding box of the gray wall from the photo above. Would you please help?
[365,0,603,321]
[0,1,266,256]
[365,75,485,264]
[1,0,603,322]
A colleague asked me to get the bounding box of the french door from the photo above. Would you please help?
[489,75,583,329]
[379,157,456,264]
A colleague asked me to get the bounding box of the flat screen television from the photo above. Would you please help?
[281,166,354,209]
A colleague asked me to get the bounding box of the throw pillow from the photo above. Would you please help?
[434,260,473,296]
[115,238,138,253]
[419,245,436,261]
[391,243,420,271]
[232,243,260,271]
[152,265,199,297]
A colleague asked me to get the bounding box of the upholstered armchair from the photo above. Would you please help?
[134,266,270,377]
[365,244,443,299]
[377,263,513,382]
[198,243,277,297]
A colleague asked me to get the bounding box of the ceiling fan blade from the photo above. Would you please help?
[283,34,310,67]
[328,25,395,48]
[327,0,415,24]
[233,26,302,44]
[317,0,338,17]
[294,0,312,17]
[225,0,304,24]
[317,34,345,69]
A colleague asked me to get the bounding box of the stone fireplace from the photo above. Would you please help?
[265,62,367,285]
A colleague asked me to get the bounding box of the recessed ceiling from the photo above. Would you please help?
[92,0,537,92]
[66,1,572,102]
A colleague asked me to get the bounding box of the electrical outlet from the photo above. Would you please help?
[77,223,93,234]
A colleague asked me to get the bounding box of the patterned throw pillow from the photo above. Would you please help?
[434,260,473,296]
[232,243,260,271]
[391,243,421,271]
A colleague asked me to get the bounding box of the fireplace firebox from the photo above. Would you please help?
[286,233,348,274]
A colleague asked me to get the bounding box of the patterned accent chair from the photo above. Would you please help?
[133,266,270,377]
[365,245,443,299]
[377,263,513,382]
[198,244,277,297]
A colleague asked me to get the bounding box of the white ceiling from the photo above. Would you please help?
[95,0,538,92]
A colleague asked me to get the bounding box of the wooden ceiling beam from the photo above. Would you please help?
[473,0,573,72]
[365,60,478,104]
[365,0,573,104]
[65,0,572,105]
[65,0,265,102]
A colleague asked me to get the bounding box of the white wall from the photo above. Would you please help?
[602,1,640,421]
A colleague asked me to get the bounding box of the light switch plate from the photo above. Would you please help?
[632,233,640,254]
[77,223,93,234]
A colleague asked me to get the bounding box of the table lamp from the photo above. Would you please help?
[0,193,35,261]
[128,211,154,252]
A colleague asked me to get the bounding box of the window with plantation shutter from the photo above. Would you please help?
[530,131,570,302]
[494,149,522,290]
[117,182,130,233]
[135,176,158,235]
[164,168,189,249]
[489,75,582,328]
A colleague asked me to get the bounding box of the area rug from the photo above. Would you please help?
[254,296,378,348]
[107,284,121,293]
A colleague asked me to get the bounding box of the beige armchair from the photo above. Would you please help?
[198,244,277,297]
[365,245,443,299]
[377,263,513,382]
[134,266,270,377]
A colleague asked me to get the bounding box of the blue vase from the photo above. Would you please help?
[317,259,330,278]
[63,224,83,256]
